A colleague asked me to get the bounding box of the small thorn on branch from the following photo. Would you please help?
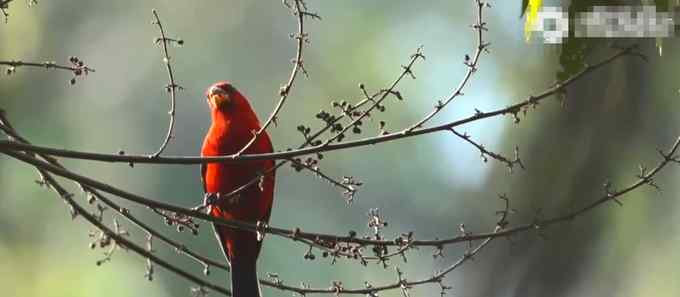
[603,180,623,206]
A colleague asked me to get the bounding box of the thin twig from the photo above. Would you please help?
[0,0,14,21]
[150,9,182,157]
[235,0,316,156]
[1,58,94,84]
[322,46,424,146]
[0,60,89,72]
[450,128,524,170]
[404,0,488,132]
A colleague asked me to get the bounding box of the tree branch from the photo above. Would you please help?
[405,0,489,132]
[235,0,318,156]
[0,45,642,165]
[150,9,183,157]
[1,58,94,84]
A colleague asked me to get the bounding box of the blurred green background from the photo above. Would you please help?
[1,1,679,297]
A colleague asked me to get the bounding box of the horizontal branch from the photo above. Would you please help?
[1,58,94,85]
[4,136,498,296]
[5,134,678,250]
[2,124,491,296]
[3,116,678,296]
[0,45,640,165]
[263,232,495,295]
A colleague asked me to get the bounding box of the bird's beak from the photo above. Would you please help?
[208,86,230,109]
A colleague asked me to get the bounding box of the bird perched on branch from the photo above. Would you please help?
[201,81,275,297]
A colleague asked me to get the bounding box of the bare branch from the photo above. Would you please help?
[0,117,231,296]
[0,1,671,296]
[0,0,14,22]
[405,0,488,132]
[4,130,678,252]
[38,170,232,296]
[450,129,524,171]
[0,111,230,274]
[0,45,642,165]
[1,57,94,84]
[150,9,183,157]
[235,0,317,156]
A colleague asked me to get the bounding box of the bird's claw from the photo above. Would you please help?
[204,192,220,206]
[191,193,220,213]
[190,204,208,213]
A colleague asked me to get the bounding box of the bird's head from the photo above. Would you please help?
[205,81,249,112]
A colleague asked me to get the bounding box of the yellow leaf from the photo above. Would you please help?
[523,0,542,42]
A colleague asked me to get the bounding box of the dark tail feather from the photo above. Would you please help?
[231,257,261,297]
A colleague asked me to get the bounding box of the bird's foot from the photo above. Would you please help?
[191,192,220,213]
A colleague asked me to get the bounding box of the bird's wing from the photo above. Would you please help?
[202,163,233,265]
[201,163,207,193]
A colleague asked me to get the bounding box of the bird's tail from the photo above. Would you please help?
[231,256,261,297]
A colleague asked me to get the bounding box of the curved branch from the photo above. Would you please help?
[263,233,495,295]
[0,45,642,165]
[235,0,317,156]
[405,0,488,132]
[4,133,678,250]
[3,111,678,295]
[150,9,182,157]
[0,115,231,295]
[35,167,232,296]
[0,113,229,273]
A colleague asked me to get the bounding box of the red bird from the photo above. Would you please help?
[201,81,275,297]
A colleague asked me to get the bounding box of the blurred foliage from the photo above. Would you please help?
[1,1,679,297]
[522,0,678,80]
